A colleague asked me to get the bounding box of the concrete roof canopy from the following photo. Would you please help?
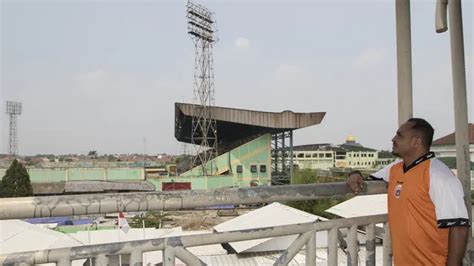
[175,102,325,149]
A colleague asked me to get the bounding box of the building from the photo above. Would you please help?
[170,102,325,187]
[431,123,474,160]
[293,136,394,171]
[0,103,325,194]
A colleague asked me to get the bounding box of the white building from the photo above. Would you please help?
[431,123,474,159]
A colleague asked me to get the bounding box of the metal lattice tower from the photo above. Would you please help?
[271,131,294,185]
[6,101,22,156]
[186,1,219,176]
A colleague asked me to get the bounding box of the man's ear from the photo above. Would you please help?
[412,136,423,148]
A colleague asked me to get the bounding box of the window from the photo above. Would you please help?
[298,153,304,158]
[325,153,332,158]
[260,165,267,173]
[250,165,257,173]
[305,153,311,158]
[312,153,318,158]
[236,165,243,173]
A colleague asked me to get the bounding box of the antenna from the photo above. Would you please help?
[6,101,22,156]
[186,0,219,175]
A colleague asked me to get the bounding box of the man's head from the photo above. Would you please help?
[391,118,434,158]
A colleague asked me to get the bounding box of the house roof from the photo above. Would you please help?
[432,123,474,145]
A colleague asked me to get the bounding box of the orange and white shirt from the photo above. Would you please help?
[371,152,469,265]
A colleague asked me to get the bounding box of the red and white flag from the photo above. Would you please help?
[118,212,130,233]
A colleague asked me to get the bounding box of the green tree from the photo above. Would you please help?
[286,169,350,218]
[0,159,33,198]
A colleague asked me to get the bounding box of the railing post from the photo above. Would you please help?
[365,223,376,266]
[305,230,316,266]
[328,227,339,265]
[383,222,392,266]
[347,225,359,266]
[163,247,176,266]
[95,254,109,266]
[57,258,71,266]
[130,250,143,266]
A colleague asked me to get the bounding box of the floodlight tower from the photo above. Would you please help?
[6,101,22,156]
[186,0,219,175]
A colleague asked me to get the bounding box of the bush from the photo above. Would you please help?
[0,159,33,198]
[129,211,170,229]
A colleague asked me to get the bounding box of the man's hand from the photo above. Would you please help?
[347,171,364,194]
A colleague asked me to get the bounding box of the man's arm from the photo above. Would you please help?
[446,226,469,266]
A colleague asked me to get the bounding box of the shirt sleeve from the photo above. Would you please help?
[429,159,470,228]
[369,160,400,182]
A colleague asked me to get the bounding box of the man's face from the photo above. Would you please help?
[391,122,419,157]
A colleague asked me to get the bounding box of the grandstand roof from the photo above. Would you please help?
[175,102,325,146]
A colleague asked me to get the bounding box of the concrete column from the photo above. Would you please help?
[163,247,175,266]
[382,222,392,266]
[447,0,472,264]
[328,227,338,265]
[347,225,359,266]
[366,223,376,266]
[56,258,71,266]
[129,250,143,266]
[396,0,413,125]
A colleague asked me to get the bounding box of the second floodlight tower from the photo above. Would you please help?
[186,0,219,175]
[6,101,22,156]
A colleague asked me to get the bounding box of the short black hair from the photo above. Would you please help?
[407,118,434,149]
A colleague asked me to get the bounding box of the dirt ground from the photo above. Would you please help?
[162,208,253,231]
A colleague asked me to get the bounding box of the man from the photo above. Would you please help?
[348,118,469,265]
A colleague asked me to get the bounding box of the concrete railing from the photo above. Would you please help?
[0,182,387,220]
[0,182,390,265]
[0,214,391,266]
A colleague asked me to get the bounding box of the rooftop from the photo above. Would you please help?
[432,123,474,145]
[174,102,325,147]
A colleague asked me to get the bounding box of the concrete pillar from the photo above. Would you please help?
[447,0,472,264]
[396,0,413,125]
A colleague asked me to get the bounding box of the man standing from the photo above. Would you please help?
[348,118,469,265]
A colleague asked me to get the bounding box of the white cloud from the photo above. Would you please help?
[234,37,250,49]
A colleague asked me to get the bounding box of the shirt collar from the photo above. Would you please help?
[403,152,435,173]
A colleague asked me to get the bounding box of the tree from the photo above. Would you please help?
[87,150,98,159]
[286,169,350,218]
[0,159,33,198]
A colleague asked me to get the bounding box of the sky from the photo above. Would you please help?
[0,0,473,156]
